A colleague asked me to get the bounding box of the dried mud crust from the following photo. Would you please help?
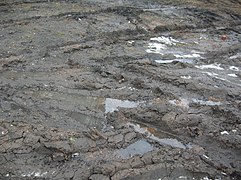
[0,0,241,179]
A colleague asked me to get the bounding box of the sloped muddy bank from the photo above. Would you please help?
[1,0,241,179]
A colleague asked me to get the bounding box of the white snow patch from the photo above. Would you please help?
[146,42,166,54]
[227,74,238,77]
[150,36,180,46]
[21,171,48,177]
[196,64,224,70]
[127,40,134,44]
[202,177,212,180]
[203,72,219,76]
[72,153,80,158]
[221,172,227,175]
[203,155,210,160]
[221,131,229,135]
[229,66,239,71]
[229,53,241,59]
[174,53,201,59]
[115,86,137,91]
[181,75,192,79]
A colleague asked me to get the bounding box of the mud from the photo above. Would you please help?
[0,0,241,179]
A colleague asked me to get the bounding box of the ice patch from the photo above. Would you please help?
[196,63,224,70]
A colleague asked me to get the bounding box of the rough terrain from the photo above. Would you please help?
[0,0,241,179]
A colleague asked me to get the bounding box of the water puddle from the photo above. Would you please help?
[34,91,105,112]
[130,167,209,180]
[169,97,222,108]
[105,98,139,113]
[66,111,104,130]
[27,91,140,128]
[151,136,186,149]
[30,91,139,114]
[127,123,187,149]
[192,99,222,106]
[117,140,154,159]
[155,59,194,64]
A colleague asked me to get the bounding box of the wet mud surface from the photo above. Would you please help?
[0,0,241,179]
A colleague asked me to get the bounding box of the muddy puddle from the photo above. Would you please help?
[19,90,141,129]
[1,0,241,179]
[127,123,188,149]
[117,139,154,159]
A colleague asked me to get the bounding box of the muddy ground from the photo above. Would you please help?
[0,0,241,179]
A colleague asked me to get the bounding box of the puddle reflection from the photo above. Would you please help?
[127,123,187,149]
[105,98,139,113]
[117,140,154,159]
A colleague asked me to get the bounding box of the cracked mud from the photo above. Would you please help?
[0,0,241,179]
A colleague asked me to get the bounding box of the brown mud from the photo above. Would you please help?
[0,0,241,179]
